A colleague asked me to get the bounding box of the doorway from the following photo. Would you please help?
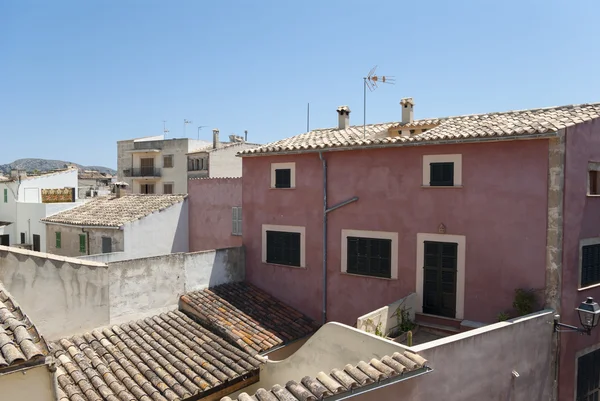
[33,235,40,252]
[423,241,458,318]
[140,158,155,176]
[0,234,9,246]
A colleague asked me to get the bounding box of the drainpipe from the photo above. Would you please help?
[319,152,358,325]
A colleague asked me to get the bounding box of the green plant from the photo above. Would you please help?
[390,304,415,336]
[374,322,384,337]
[497,312,510,322]
[513,288,538,316]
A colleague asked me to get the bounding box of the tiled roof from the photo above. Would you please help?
[240,102,600,155]
[180,283,318,356]
[52,310,264,401]
[0,283,49,372]
[222,350,428,401]
[42,194,187,227]
[188,142,262,155]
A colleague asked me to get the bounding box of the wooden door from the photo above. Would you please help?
[423,241,458,318]
[33,235,40,252]
[140,158,154,176]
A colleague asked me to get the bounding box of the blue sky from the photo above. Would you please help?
[1,0,599,168]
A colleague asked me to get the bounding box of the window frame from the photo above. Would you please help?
[341,229,398,279]
[55,232,61,249]
[422,154,462,187]
[262,224,305,268]
[163,154,174,168]
[579,238,600,289]
[79,234,86,253]
[270,162,296,189]
[232,206,242,236]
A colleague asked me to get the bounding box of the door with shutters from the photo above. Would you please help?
[423,241,458,318]
[102,237,112,254]
[32,235,40,252]
[0,235,9,246]
[140,158,155,176]
[577,347,600,400]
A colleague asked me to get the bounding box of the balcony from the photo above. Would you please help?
[123,168,162,178]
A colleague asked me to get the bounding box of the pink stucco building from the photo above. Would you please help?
[240,100,600,399]
[188,177,243,252]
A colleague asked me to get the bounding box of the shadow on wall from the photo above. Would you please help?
[170,200,189,254]
[206,246,246,288]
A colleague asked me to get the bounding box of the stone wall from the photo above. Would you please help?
[45,223,124,257]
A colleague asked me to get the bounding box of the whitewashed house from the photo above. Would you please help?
[41,193,188,262]
[0,168,81,252]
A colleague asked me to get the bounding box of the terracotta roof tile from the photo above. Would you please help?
[180,283,318,356]
[51,310,263,401]
[240,102,600,156]
[42,194,187,227]
[0,284,48,372]
[222,351,429,401]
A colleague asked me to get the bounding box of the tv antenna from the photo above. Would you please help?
[162,121,170,137]
[183,119,193,137]
[196,125,208,140]
[363,66,395,137]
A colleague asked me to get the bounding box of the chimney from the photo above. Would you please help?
[212,129,220,149]
[244,130,248,142]
[336,105,351,130]
[400,98,414,124]
[114,182,128,198]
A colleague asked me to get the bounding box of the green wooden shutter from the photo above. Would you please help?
[79,234,86,253]
[3,188,7,203]
[56,232,61,249]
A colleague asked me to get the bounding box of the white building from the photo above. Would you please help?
[0,168,81,252]
[117,135,211,195]
[187,129,261,179]
[41,193,188,262]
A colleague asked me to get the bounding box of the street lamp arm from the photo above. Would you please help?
[554,321,590,335]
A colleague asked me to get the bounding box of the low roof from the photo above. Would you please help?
[187,142,262,155]
[240,102,600,156]
[180,282,318,356]
[222,350,429,401]
[0,283,49,372]
[52,310,263,401]
[42,194,187,228]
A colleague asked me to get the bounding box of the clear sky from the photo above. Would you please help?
[1,0,599,169]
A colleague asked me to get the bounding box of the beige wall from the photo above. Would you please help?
[45,224,123,257]
[0,364,56,401]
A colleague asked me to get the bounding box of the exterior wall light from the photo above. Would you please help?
[554,297,600,335]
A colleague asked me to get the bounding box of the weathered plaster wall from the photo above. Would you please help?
[45,224,124,257]
[559,118,600,400]
[0,246,109,339]
[16,201,80,252]
[188,177,242,252]
[357,292,416,337]
[18,169,79,203]
[242,140,550,325]
[0,364,56,401]
[208,143,259,178]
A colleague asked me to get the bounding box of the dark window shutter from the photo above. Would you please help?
[346,236,392,278]
[430,162,454,186]
[275,169,292,188]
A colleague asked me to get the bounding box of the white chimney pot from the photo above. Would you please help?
[336,105,351,130]
[400,98,414,125]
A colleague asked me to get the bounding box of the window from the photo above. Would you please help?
[581,243,600,287]
[79,234,86,253]
[163,183,174,194]
[55,232,61,249]
[20,233,25,244]
[262,225,305,267]
[102,237,112,253]
[588,163,600,195]
[232,206,242,235]
[423,155,462,187]
[270,162,296,189]
[342,229,398,279]
[577,347,600,400]
[3,188,7,203]
[32,235,40,252]
[163,155,174,168]
[140,184,155,194]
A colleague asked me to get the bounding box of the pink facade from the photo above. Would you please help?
[242,139,550,325]
[559,119,600,400]
[188,178,242,252]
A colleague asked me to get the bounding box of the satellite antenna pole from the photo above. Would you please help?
[363,66,395,138]
[163,121,170,138]
[307,103,310,132]
[196,125,208,140]
[184,119,193,137]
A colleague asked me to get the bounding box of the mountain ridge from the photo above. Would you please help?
[0,158,116,176]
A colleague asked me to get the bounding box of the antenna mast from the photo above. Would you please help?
[363,66,395,138]
[184,119,193,137]
[196,125,208,140]
[163,121,170,138]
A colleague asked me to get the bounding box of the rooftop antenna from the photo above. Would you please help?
[196,125,208,140]
[363,66,395,138]
[162,121,170,138]
[184,119,193,137]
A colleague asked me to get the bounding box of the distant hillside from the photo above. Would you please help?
[0,158,116,176]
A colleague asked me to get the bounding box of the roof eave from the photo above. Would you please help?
[41,221,123,230]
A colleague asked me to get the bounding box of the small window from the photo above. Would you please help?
[102,237,112,253]
[163,183,174,195]
[582,244,600,287]
[577,347,600,400]
[589,170,600,195]
[3,188,7,203]
[20,233,25,244]
[266,231,301,266]
[430,162,454,186]
[347,236,392,278]
[79,234,86,253]
[232,206,242,235]
[275,169,291,188]
[55,232,61,249]
[163,155,174,168]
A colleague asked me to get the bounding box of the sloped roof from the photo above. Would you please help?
[222,350,428,401]
[240,102,600,156]
[42,194,187,227]
[188,142,262,155]
[52,310,263,401]
[180,282,318,356]
[0,283,49,372]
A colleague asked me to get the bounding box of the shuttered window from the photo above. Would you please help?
[163,155,174,168]
[79,234,86,253]
[430,162,454,186]
[163,183,174,195]
[590,170,600,195]
[347,237,392,278]
[55,232,61,249]
[232,207,242,235]
[3,188,7,203]
[266,231,300,266]
[275,169,292,188]
[577,347,600,400]
[582,244,600,287]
